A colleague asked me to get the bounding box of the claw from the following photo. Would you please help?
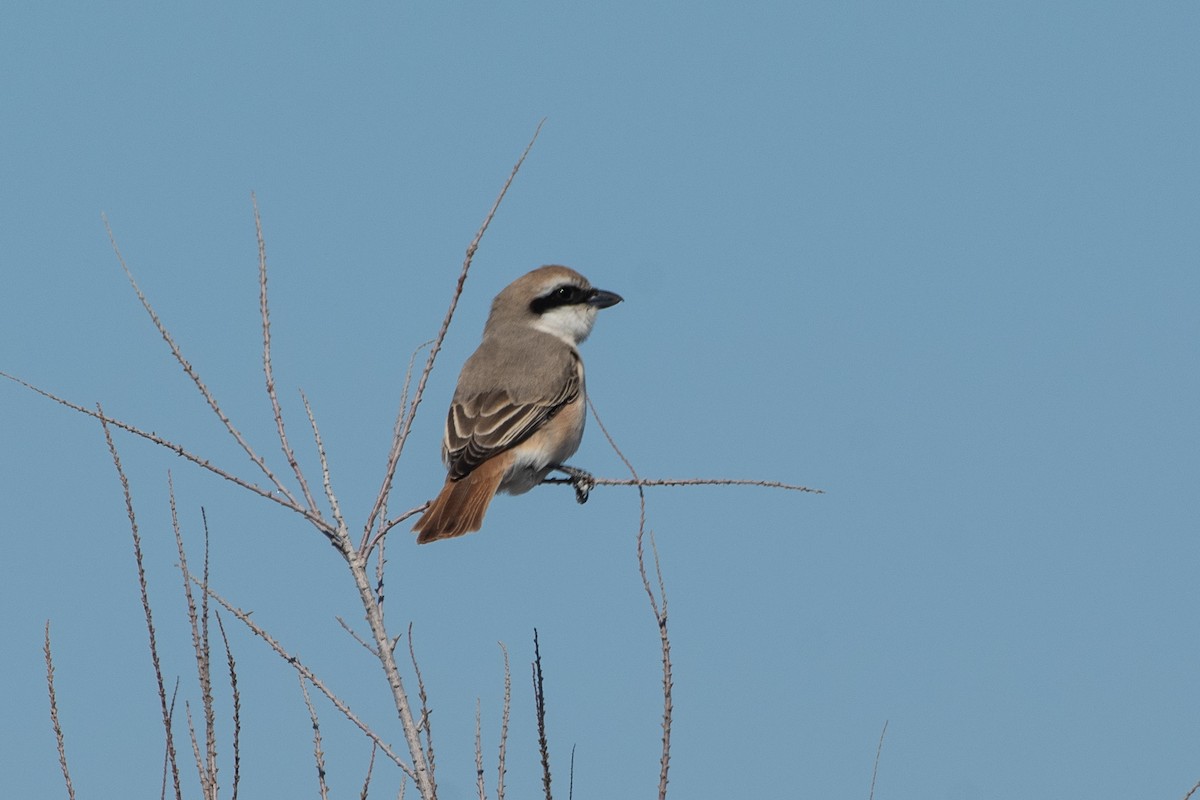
[555,465,595,505]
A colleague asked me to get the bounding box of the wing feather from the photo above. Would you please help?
[443,356,581,480]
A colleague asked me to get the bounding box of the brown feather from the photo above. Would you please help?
[413,453,511,543]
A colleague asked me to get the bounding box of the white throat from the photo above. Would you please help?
[532,304,598,346]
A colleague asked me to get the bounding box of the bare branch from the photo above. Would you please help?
[532,629,553,800]
[301,389,348,539]
[170,480,219,799]
[475,699,487,800]
[586,398,672,799]
[215,612,242,800]
[192,576,419,782]
[362,338,431,551]
[360,742,378,800]
[546,476,823,494]
[496,642,511,800]
[43,622,77,800]
[370,503,429,556]
[162,681,181,800]
[183,702,208,798]
[407,624,436,788]
[568,745,576,800]
[365,118,546,544]
[254,193,319,516]
[300,676,331,800]
[601,476,821,493]
[869,720,888,800]
[337,615,381,657]
[1183,778,1200,800]
[102,214,301,507]
[1,372,326,529]
[199,509,217,795]
[100,411,183,800]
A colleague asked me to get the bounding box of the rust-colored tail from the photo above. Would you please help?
[413,457,507,543]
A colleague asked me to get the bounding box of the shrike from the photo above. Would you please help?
[413,265,623,543]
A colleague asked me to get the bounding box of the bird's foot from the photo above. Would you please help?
[553,464,596,504]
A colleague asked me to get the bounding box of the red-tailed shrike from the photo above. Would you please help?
[413,265,623,543]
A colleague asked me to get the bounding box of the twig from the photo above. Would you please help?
[215,612,242,800]
[162,681,181,800]
[550,476,823,494]
[171,480,218,799]
[361,339,431,552]
[103,213,301,507]
[337,616,381,657]
[475,699,487,800]
[408,623,436,787]
[360,742,378,800]
[869,720,888,800]
[1182,778,1200,800]
[100,411,183,800]
[370,504,429,554]
[184,703,206,797]
[532,629,553,800]
[200,509,216,796]
[254,193,319,516]
[587,398,672,800]
[496,642,511,800]
[364,118,546,548]
[300,675,331,800]
[301,390,347,538]
[43,622,77,800]
[0,372,325,528]
[568,744,576,800]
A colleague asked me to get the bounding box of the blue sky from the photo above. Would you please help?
[2,3,1197,798]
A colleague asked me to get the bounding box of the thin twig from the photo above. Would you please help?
[475,699,487,800]
[254,193,319,516]
[869,720,888,800]
[361,339,432,552]
[586,398,672,800]
[371,504,429,553]
[301,389,347,537]
[532,629,552,800]
[337,615,381,657]
[568,744,576,800]
[200,509,217,796]
[408,624,436,788]
[43,622,77,800]
[215,612,242,800]
[364,118,546,547]
[1,373,325,527]
[100,411,183,800]
[184,703,206,796]
[549,476,823,494]
[300,675,331,800]
[162,680,181,800]
[103,213,301,507]
[1183,778,1200,800]
[171,480,218,799]
[360,742,378,800]
[192,575,418,781]
[496,642,511,800]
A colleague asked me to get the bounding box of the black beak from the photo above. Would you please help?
[587,288,623,309]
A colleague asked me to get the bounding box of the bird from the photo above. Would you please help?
[413,265,623,543]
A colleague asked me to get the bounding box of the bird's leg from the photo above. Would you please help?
[548,464,596,504]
